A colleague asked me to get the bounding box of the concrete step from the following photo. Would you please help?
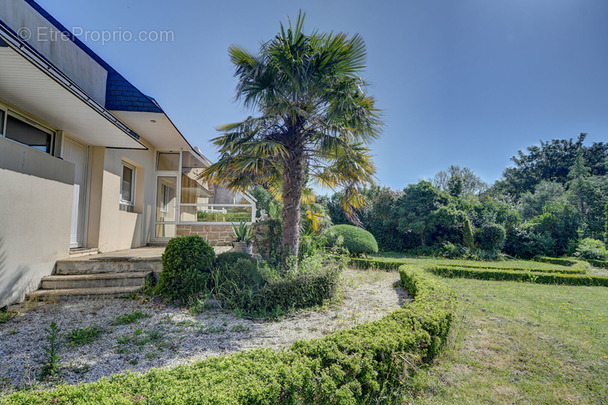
[26,286,142,300]
[41,272,150,290]
[55,258,161,275]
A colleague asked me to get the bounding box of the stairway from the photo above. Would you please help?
[26,256,160,300]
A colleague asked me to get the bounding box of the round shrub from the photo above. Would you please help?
[326,224,378,255]
[575,238,608,261]
[215,251,256,270]
[156,235,215,301]
[475,223,506,251]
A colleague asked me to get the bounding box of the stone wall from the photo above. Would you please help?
[176,224,234,246]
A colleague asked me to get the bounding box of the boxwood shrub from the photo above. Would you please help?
[425,266,608,287]
[155,235,215,301]
[326,224,379,255]
[533,256,578,267]
[3,266,457,404]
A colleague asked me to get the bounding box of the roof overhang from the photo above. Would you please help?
[111,110,193,151]
[0,31,145,149]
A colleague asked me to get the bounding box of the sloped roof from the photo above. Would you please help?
[24,0,163,113]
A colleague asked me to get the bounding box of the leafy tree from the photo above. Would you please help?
[393,181,449,246]
[432,165,488,197]
[203,12,381,262]
[527,201,581,256]
[517,181,569,221]
[492,133,608,198]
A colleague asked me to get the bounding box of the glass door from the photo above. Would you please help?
[155,176,177,239]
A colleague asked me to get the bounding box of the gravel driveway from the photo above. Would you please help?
[0,268,408,394]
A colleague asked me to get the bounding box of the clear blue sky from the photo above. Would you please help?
[36,0,608,190]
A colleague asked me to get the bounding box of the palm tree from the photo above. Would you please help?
[202,12,382,262]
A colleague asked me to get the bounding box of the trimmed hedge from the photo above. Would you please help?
[3,266,456,404]
[327,224,379,255]
[244,267,341,314]
[346,257,583,274]
[426,266,608,287]
[583,258,608,268]
[533,256,578,267]
[348,257,402,270]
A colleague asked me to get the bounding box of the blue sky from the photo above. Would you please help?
[35,0,608,190]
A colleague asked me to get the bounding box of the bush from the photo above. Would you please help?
[504,226,555,259]
[214,251,256,270]
[575,238,608,261]
[155,235,215,302]
[426,266,608,287]
[326,224,378,256]
[475,223,506,250]
[533,256,578,267]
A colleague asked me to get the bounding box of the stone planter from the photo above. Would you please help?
[232,241,253,255]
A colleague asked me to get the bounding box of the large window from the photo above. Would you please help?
[0,107,54,154]
[120,162,136,212]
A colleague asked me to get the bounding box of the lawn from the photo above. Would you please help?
[399,264,608,404]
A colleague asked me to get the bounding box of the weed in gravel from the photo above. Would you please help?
[66,325,103,346]
[0,309,18,324]
[39,322,61,380]
[66,362,90,374]
[230,324,250,333]
[112,311,151,326]
[199,325,226,334]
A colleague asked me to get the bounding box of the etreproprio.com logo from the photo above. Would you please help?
[16,26,174,45]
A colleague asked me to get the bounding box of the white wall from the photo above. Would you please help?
[0,137,73,307]
[0,0,108,105]
[95,144,157,252]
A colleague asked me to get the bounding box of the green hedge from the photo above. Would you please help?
[583,258,608,268]
[347,257,402,270]
[425,266,608,287]
[533,256,578,267]
[244,267,341,314]
[346,257,583,274]
[3,266,456,404]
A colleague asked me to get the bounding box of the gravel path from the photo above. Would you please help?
[0,269,408,394]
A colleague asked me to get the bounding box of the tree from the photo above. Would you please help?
[432,165,488,197]
[393,181,448,246]
[202,12,382,263]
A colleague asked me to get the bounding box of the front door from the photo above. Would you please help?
[63,138,88,248]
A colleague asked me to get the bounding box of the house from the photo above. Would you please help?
[0,0,255,307]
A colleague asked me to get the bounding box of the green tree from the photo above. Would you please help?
[203,12,382,262]
[393,181,448,246]
[432,165,488,197]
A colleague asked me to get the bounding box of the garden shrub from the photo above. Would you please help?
[575,238,608,261]
[583,258,608,268]
[326,224,379,256]
[504,226,555,259]
[214,251,256,270]
[533,256,578,267]
[475,223,506,250]
[3,265,457,404]
[155,235,215,302]
[426,266,608,287]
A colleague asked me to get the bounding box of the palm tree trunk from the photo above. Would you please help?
[281,148,304,265]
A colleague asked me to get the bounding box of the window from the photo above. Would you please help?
[156,152,179,171]
[120,162,135,211]
[0,108,54,154]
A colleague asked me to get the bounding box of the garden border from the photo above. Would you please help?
[3,265,456,404]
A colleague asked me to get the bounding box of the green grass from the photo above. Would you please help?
[402,277,608,404]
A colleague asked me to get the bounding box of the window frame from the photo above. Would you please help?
[119,161,136,211]
[0,104,55,154]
